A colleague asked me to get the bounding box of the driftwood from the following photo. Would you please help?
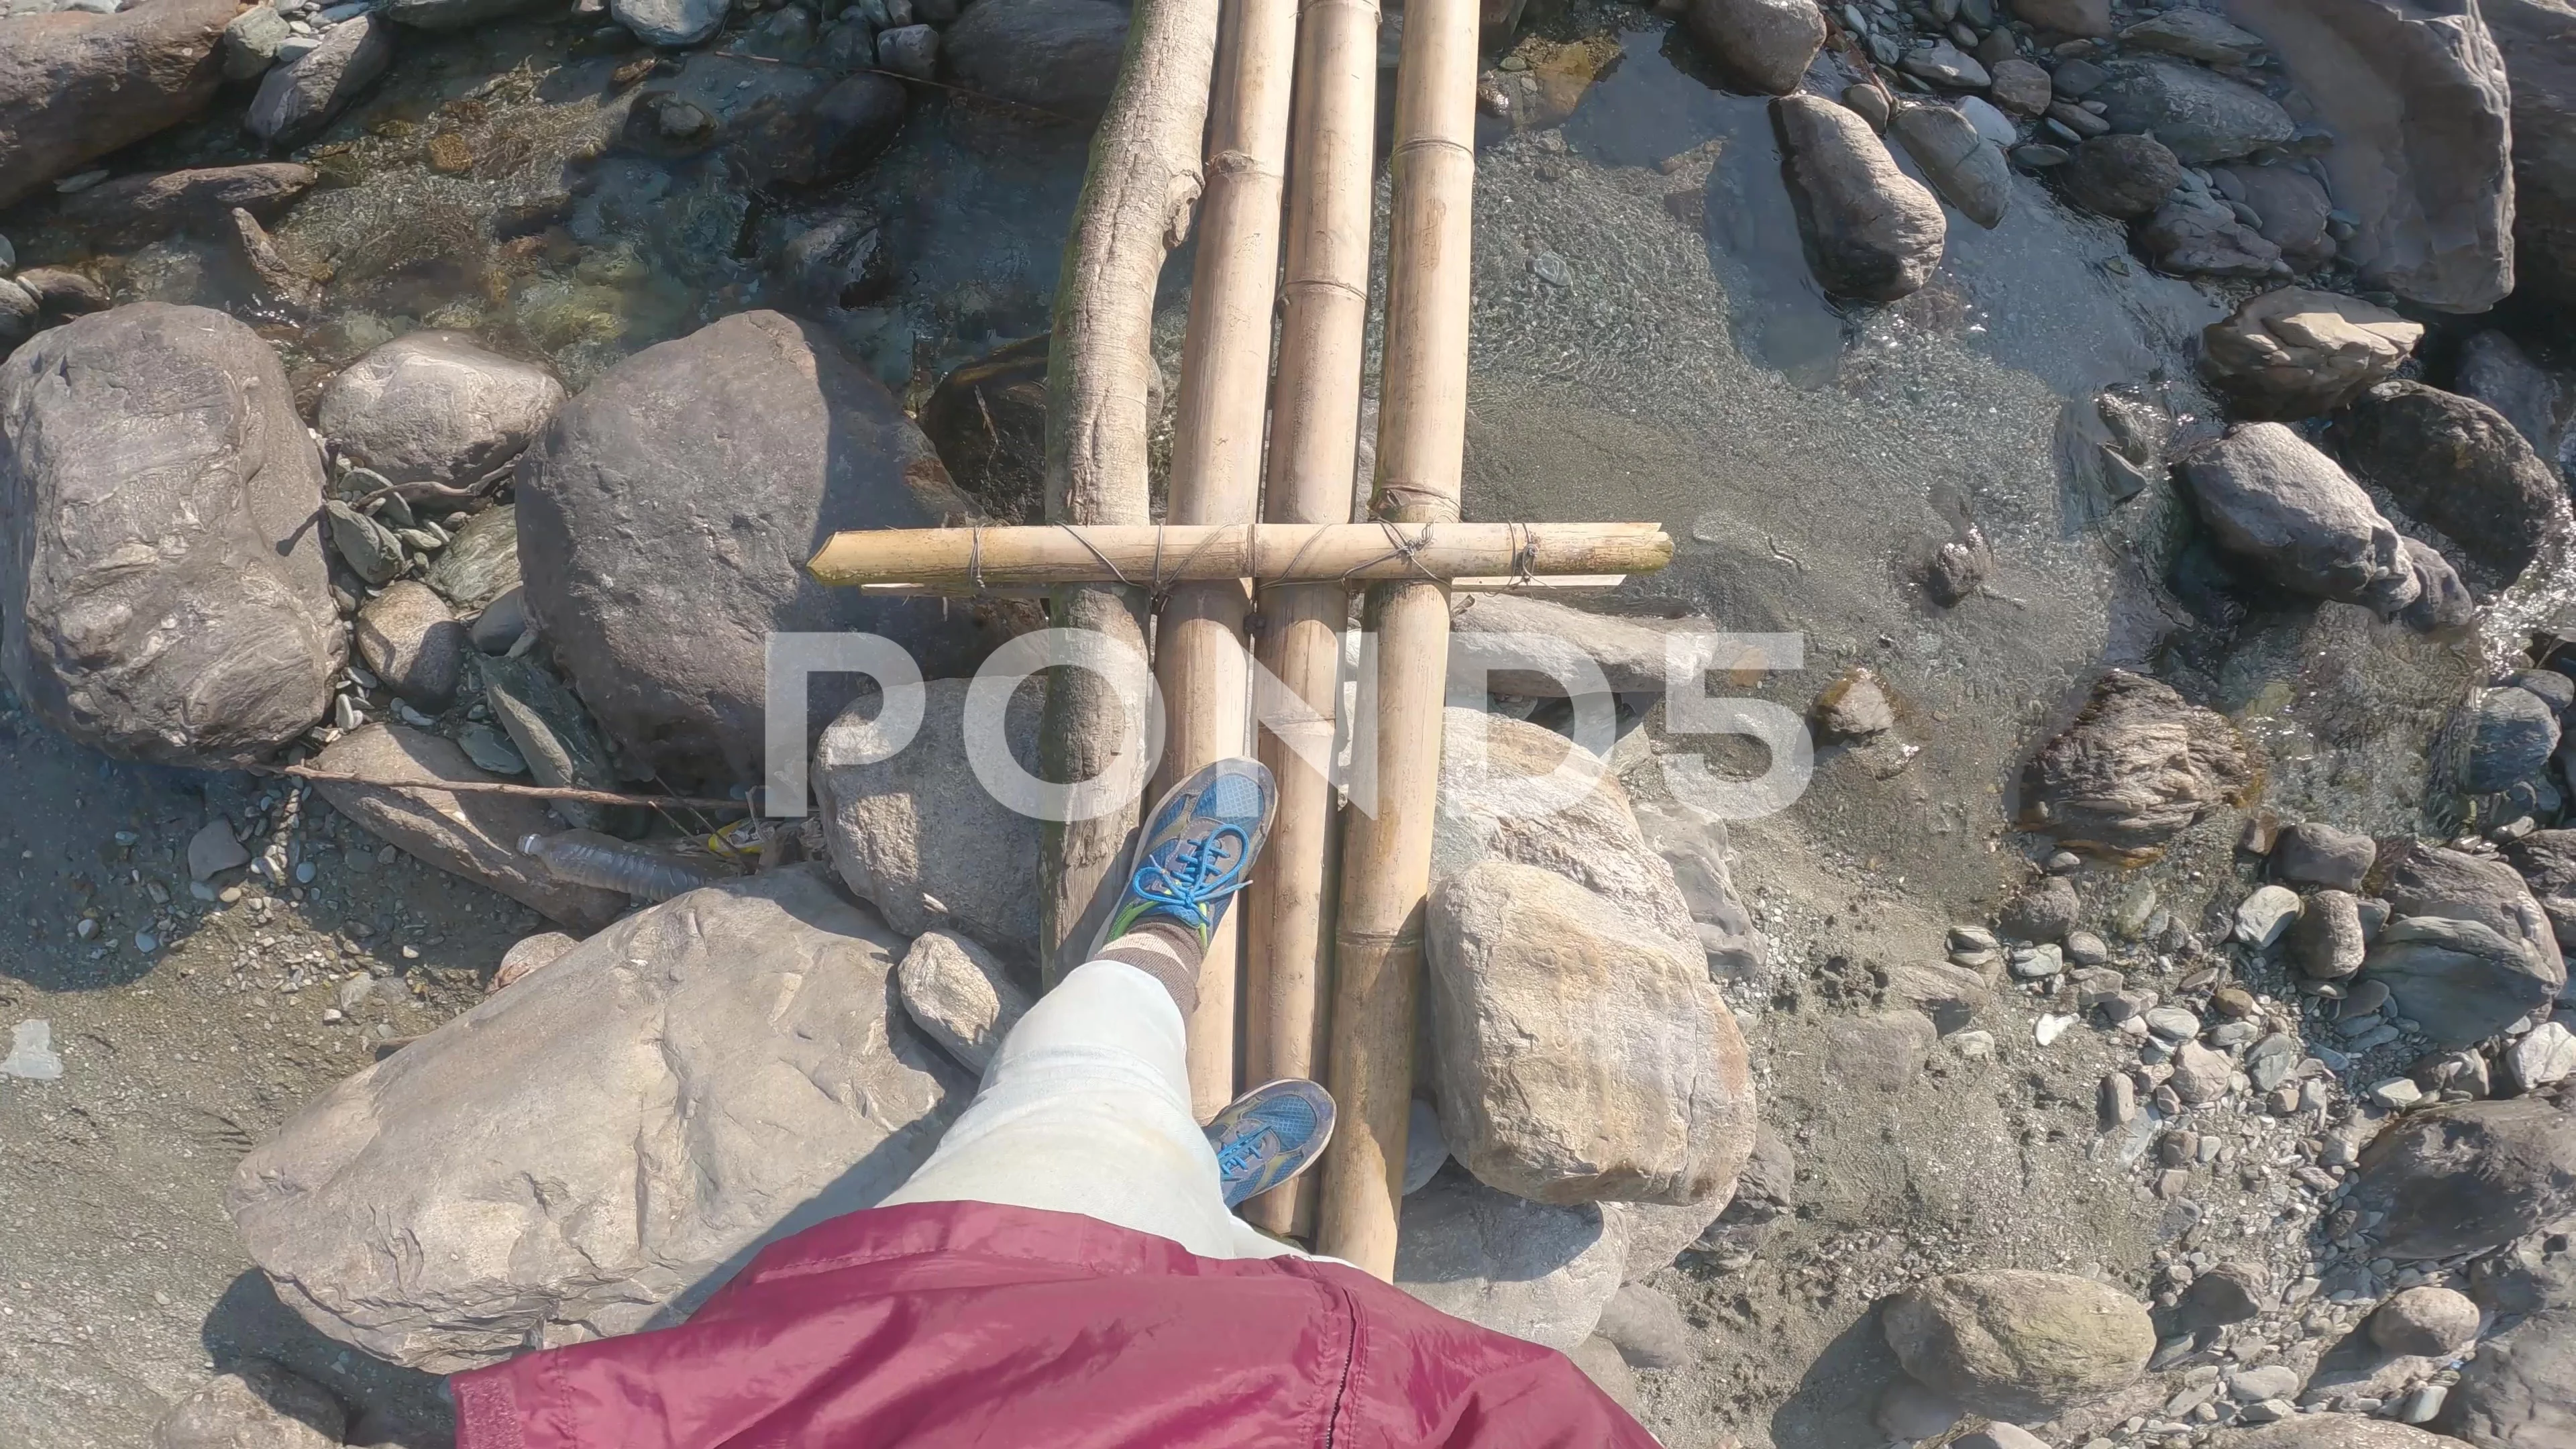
[1036,0,1224,986]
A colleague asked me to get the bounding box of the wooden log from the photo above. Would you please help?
[1314,0,1481,1281]
[1158,0,1299,1119]
[806,521,1671,588]
[1240,0,1382,1236]
[1036,0,1224,987]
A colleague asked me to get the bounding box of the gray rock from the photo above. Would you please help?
[318,331,565,486]
[1771,92,1946,301]
[2174,423,2418,614]
[1825,1008,1940,1090]
[1882,1269,2155,1420]
[2508,1020,2576,1091]
[1,305,339,764]
[1683,0,1827,96]
[2445,1276,2574,1448]
[1448,592,1713,698]
[1883,959,1991,1033]
[2489,0,2576,309]
[775,214,893,315]
[246,15,394,145]
[2184,1260,2271,1326]
[2123,9,2266,64]
[2375,840,2563,981]
[2401,539,2477,633]
[1812,665,1896,739]
[2225,0,2512,311]
[2200,288,2422,421]
[1954,1427,2051,1449]
[2052,57,2108,96]
[2502,829,2576,952]
[612,0,725,46]
[150,1360,343,1448]
[1595,1282,1691,1370]
[377,0,563,29]
[0,279,36,351]
[2090,58,2294,165]
[2365,916,2563,1049]
[2469,686,2563,793]
[0,0,234,211]
[2229,1365,2306,1403]
[896,928,1030,1075]
[916,334,1059,525]
[13,266,108,319]
[1900,39,1991,89]
[2455,331,2563,462]
[2008,0,2108,37]
[1393,1167,1628,1352]
[489,930,577,992]
[2057,131,2184,220]
[2141,197,2288,277]
[229,866,962,1372]
[219,4,289,80]
[423,502,519,612]
[469,584,527,655]
[1428,859,1756,1207]
[1892,102,2009,229]
[2210,1419,2464,1448]
[2279,822,2377,892]
[817,676,1042,963]
[353,580,466,709]
[2216,164,2336,270]
[475,653,623,833]
[1925,528,1993,604]
[309,724,625,930]
[517,311,1028,786]
[1875,1377,1968,1439]
[943,0,1132,122]
[2335,381,2567,578]
[1843,82,1892,133]
[455,722,525,775]
[322,501,403,586]
[2001,875,2080,943]
[1987,58,2051,115]
[2290,889,2368,979]
[188,819,250,881]
[2509,669,2575,715]
[1403,1097,1450,1195]
[55,162,316,247]
[2353,1098,2576,1260]
[2171,1040,2234,1104]
[2018,669,2253,862]
[1631,798,1766,983]
[2247,1030,2303,1090]
[1567,1334,1642,1417]
[2371,1285,2481,1357]
[874,22,936,78]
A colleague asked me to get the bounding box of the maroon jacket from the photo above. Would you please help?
[451,1201,1657,1448]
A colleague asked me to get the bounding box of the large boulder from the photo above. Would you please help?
[2222,0,2515,311]
[2198,288,2422,421]
[308,724,629,932]
[1427,859,1756,1207]
[1683,0,1827,97]
[2334,381,2567,578]
[815,676,1042,963]
[2374,839,2565,967]
[2363,916,2563,1047]
[1,304,340,764]
[2057,132,2185,220]
[2088,57,2293,165]
[2349,1098,2576,1258]
[1770,93,1945,302]
[317,331,566,486]
[2486,0,2576,307]
[1881,1269,2156,1420]
[55,163,317,248]
[228,866,964,1372]
[2503,828,2576,945]
[2445,1294,2576,1448]
[515,310,1029,787]
[2173,423,2419,616]
[943,0,1131,123]
[246,15,395,146]
[2018,669,2255,862]
[2125,7,2268,62]
[0,0,235,209]
[150,1360,343,1449]
[1891,103,2010,230]
[1393,1167,1630,1351]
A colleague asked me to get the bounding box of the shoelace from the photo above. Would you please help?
[1218,1126,1281,1180]
[1133,822,1252,928]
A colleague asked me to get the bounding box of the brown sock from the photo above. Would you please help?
[1094,921,1204,1017]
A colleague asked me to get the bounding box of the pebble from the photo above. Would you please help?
[321,1007,344,1023]
[1529,252,1572,288]
[2035,1012,2078,1045]
[1947,924,1999,953]
[2341,978,2391,1016]
[2368,1077,2424,1110]
[2144,1006,2201,1041]
[2045,851,2082,874]
[2064,930,2108,965]
[74,918,97,940]
[2010,945,2065,980]
[2010,143,2070,169]
[54,169,110,195]
[134,930,158,953]
[2233,885,2302,947]
[1949,1029,1996,1059]
[2401,1385,2447,1423]
[2506,1020,2576,1089]
[294,861,317,884]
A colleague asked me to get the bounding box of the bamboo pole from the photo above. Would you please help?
[1314,0,1481,1281]
[1239,0,1383,1236]
[1036,0,1223,987]
[808,521,1666,587]
[1157,0,1300,1119]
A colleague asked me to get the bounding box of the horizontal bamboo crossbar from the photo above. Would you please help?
[807,521,1670,590]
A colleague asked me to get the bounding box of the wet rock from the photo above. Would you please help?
[1988,58,2051,115]
[56,163,314,247]
[2350,1098,2576,1258]
[422,503,519,612]
[2001,875,2080,943]
[2363,917,2563,1049]
[309,724,625,931]
[2057,131,2182,219]
[1393,1167,1627,1352]
[2184,1260,2272,1326]
[773,73,909,187]
[2502,829,2576,949]
[896,928,1030,1075]
[228,208,321,308]
[2371,1285,2481,1357]
[2008,0,2109,38]
[2290,892,2367,976]
[818,15,877,70]
[1900,40,1991,89]
[2200,288,2422,421]
[317,331,565,486]
[379,0,564,29]
[2124,9,2265,64]
[818,676,1042,962]
[476,653,623,834]
[2215,164,2336,270]
[2092,58,2293,165]
[246,15,394,145]
[1891,102,2010,229]
[2469,686,2562,794]
[2400,539,2477,633]
[2334,381,2566,578]
[229,865,961,1372]
[0,0,234,210]
[1682,0,1826,97]
[1428,859,1756,1207]
[944,0,1132,123]
[2489,0,2576,308]
[354,580,467,709]
[220,4,288,80]
[1874,1377,1968,1439]
[918,333,1051,524]
[1881,1269,2155,1420]
[1770,92,1946,302]
[1925,528,1993,604]
[613,0,725,46]
[2212,1419,2465,1448]
[151,1360,343,1448]
[1,305,339,763]
[516,311,1025,786]
[776,214,894,313]
[2455,331,2563,462]
[2278,822,2376,892]
[1595,1282,1692,1370]
[12,266,107,320]
[2141,197,2288,278]
[1451,593,1709,697]
[488,930,575,991]
[2226,0,2512,312]
[875,22,937,78]
[2018,669,2254,862]
[2173,423,2417,614]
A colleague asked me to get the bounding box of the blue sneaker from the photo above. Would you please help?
[1207,1079,1336,1208]
[1093,757,1278,957]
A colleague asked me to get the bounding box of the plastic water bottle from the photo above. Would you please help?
[519,831,734,901]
